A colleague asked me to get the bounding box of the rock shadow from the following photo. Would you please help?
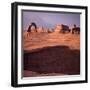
[23,45,80,76]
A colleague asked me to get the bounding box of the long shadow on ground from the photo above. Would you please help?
[24,45,80,76]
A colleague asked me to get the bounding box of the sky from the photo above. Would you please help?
[22,11,80,31]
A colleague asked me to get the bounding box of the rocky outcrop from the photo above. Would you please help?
[54,24,70,33]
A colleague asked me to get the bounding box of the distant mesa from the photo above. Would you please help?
[72,24,80,34]
[54,24,70,33]
[37,27,47,33]
[27,22,80,34]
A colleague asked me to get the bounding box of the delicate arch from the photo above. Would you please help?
[27,22,37,32]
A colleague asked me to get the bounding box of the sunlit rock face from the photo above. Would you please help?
[54,24,70,33]
[30,25,36,32]
[37,27,44,33]
[37,27,49,33]
[54,24,63,33]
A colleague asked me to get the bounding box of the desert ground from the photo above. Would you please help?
[23,31,80,77]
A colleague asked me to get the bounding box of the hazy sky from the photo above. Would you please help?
[22,11,80,31]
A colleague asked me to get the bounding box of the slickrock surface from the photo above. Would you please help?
[23,32,80,77]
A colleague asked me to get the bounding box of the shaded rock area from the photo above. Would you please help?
[23,45,80,77]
